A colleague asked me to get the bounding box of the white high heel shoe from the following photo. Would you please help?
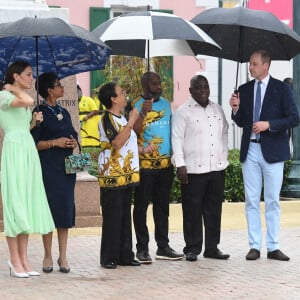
[8,260,29,278]
[27,270,40,276]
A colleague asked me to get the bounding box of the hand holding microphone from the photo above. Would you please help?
[140,98,153,117]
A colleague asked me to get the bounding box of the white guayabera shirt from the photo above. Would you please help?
[171,97,229,174]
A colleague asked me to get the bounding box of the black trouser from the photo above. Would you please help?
[100,187,134,265]
[181,170,225,255]
[133,167,174,252]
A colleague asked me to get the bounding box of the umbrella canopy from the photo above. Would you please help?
[0,17,112,81]
[92,11,220,59]
[191,7,300,63]
[191,7,300,89]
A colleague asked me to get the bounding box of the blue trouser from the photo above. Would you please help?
[242,142,283,252]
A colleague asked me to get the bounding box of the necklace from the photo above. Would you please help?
[43,101,64,121]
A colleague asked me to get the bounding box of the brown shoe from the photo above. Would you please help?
[267,250,290,261]
[246,249,260,260]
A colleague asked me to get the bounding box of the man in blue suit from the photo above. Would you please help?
[230,50,299,261]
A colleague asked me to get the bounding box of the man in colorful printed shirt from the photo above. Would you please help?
[132,72,184,263]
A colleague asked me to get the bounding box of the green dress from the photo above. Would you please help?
[0,90,55,237]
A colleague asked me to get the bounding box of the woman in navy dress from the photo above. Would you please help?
[31,72,78,273]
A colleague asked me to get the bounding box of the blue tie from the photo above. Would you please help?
[254,81,262,140]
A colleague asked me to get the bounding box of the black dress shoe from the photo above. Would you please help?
[267,250,290,261]
[101,262,117,269]
[245,249,260,260]
[119,259,141,266]
[186,253,197,262]
[203,248,230,260]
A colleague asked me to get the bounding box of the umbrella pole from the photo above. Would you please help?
[35,36,40,107]
[147,39,150,73]
[35,35,41,127]
[147,5,150,73]
[234,61,239,92]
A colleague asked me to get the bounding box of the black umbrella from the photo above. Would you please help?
[191,7,300,89]
[0,17,112,104]
[92,10,220,72]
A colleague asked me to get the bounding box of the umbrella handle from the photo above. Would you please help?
[232,89,239,108]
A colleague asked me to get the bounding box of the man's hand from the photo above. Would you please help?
[253,121,270,133]
[141,99,153,116]
[230,92,240,113]
[177,166,188,185]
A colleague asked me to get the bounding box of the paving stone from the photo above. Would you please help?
[0,227,299,299]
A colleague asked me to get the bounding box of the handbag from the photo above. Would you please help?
[65,141,92,174]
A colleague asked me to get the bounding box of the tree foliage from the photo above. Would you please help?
[95,56,173,101]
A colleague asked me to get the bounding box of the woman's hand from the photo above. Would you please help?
[3,84,18,94]
[4,84,34,107]
[34,111,44,122]
[127,108,140,128]
[30,111,44,129]
[54,137,77,149]
[69,135,77,149]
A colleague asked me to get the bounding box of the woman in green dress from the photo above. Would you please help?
[0,61,55,278]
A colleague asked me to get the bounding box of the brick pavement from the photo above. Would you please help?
[0,226,299,300]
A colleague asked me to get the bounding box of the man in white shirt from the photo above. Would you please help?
[172,75,229,261]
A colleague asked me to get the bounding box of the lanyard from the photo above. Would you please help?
[43,101,64,121]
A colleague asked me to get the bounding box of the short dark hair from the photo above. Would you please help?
[253,50,271,66]
[98,82,117,109]
[190,75,208,88]
[37,72,59,99]
[4,61,31,84]
[141,72,160,89]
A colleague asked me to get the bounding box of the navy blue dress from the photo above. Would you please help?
[31,103,77,228]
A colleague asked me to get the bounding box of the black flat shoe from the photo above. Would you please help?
[186,252,198,262]
[101,262,117,269]
[203,248,230,260]
[57,258,70,273]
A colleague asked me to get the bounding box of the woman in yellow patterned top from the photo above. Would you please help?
[98,82,140,269]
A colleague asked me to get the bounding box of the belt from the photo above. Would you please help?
[250,139,260,143]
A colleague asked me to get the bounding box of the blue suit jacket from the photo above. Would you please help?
[232,76,299,163]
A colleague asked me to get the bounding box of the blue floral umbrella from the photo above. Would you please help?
[0,17,112,103]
